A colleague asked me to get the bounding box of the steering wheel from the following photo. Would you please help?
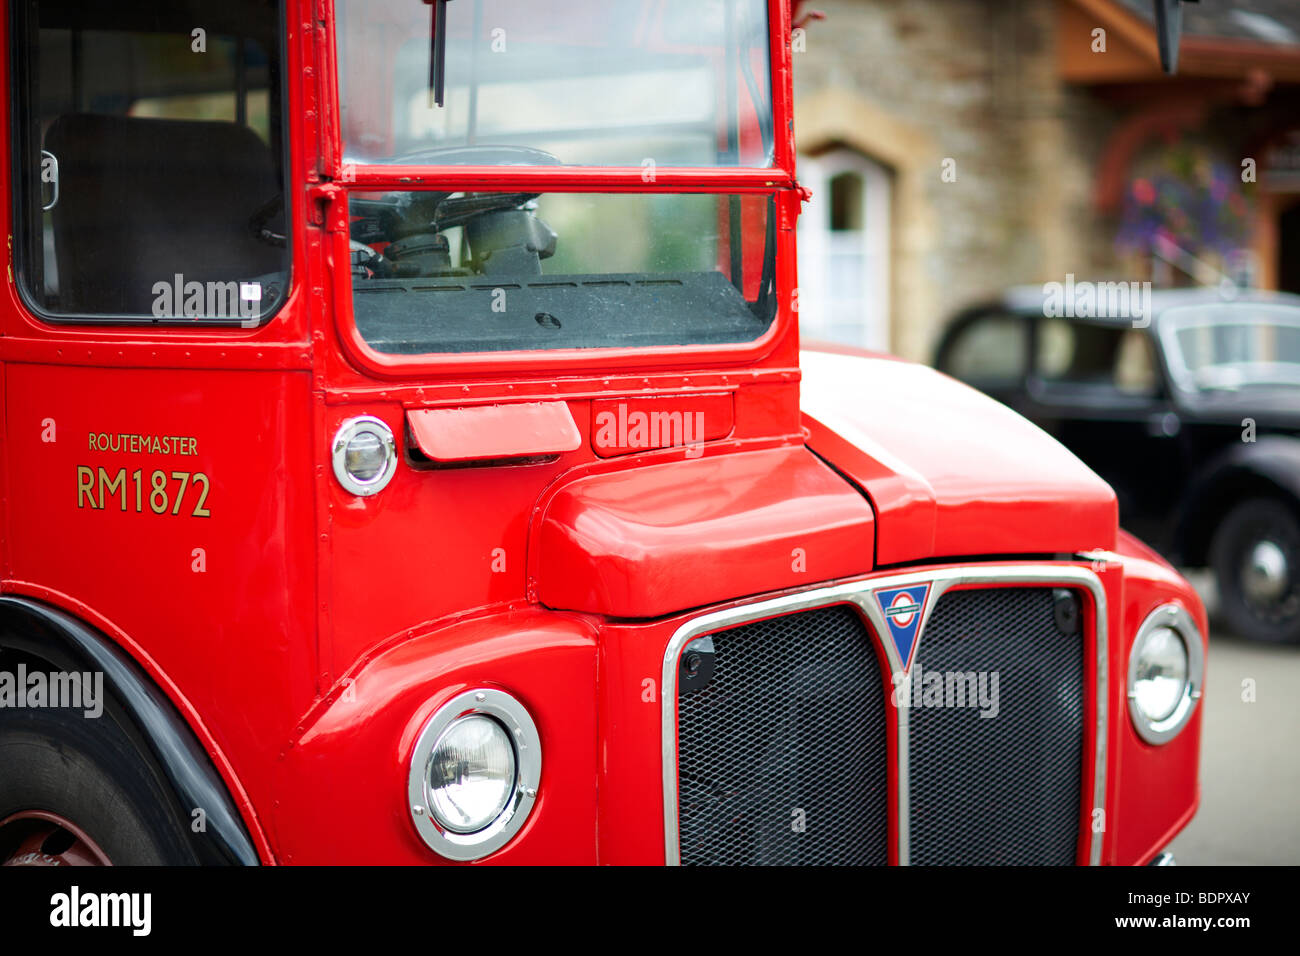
[347,145,561,274]
[359,145,558,240]
[384,144,560,168]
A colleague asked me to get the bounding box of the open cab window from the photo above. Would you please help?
[334,0,782,360]
[336,0,773,167]
[9,0,290,323]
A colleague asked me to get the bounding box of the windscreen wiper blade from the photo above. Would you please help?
[428,0,452,107]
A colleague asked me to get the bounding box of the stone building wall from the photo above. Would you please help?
[791,0,1118,361]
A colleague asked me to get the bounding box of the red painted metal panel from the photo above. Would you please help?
[2,363,318,860]
[536,444,875,618]
[407,402,581,463]
[1104,531,1208,866]
[343,166,795,193]
[802,348,1119,563]
[271,608,601,864]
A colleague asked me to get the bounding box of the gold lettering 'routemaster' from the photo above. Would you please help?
[87,432,199,456]
[76,466,211,518]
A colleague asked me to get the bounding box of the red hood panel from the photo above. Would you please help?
[800,350,1117,565]
[536,444,875,618]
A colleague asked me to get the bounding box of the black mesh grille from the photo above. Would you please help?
[676,604,888,865]
[907,588,1085,865]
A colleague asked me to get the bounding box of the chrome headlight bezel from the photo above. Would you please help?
[1126,604,1204,745]
[331,415,397,496]
[407,688,541,861]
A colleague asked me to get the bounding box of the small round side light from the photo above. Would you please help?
[332,416,397,496]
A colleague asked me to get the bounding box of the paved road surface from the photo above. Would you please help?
[1166,572,1300,865]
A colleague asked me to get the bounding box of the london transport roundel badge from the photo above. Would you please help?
[874,583,933,674]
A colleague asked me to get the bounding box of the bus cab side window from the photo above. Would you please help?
[10,0,289,323]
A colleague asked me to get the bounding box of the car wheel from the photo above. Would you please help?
[0,688,198,865]
[1210,497,1300,644]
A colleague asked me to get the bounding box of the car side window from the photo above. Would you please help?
[1035,318,1158,397]
[10,0,288,323]
[940,312,1028,386]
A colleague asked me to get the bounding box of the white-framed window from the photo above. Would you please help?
[797,148,892,350]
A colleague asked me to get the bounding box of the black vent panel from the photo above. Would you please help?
[675,604,889,865]
[907,588,1086,865]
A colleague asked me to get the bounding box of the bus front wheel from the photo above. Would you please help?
[0,681,199,866]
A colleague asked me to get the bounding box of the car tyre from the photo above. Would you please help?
[0,687,199,865]
[1210,497,1300,644]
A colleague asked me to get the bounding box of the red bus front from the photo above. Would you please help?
[0,0,1204,866]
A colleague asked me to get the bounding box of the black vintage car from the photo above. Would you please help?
[935,287,1300,643]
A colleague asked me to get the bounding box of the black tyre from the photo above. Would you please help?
[0,675,199,865]
[1210,497,1300,644]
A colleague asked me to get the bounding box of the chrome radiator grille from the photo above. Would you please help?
[675,605,889,866]
[667,572,1099,866]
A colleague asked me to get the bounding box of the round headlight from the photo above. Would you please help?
[1131,626,1187,721]
[427,715,516,833]
[1127,605,1203,744]
[408,689,541,861]
[332,416,397,496]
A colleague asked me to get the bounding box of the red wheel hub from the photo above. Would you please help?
[0,811,112,866]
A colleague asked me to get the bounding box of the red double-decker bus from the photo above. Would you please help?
[0,0,1204,865]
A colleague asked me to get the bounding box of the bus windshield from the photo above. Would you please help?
[335,0,774,168]
[348,190,778,355]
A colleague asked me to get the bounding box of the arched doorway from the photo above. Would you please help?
[797,147,893,351]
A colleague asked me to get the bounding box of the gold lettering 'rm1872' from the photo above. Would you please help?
[76,467,211,517]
